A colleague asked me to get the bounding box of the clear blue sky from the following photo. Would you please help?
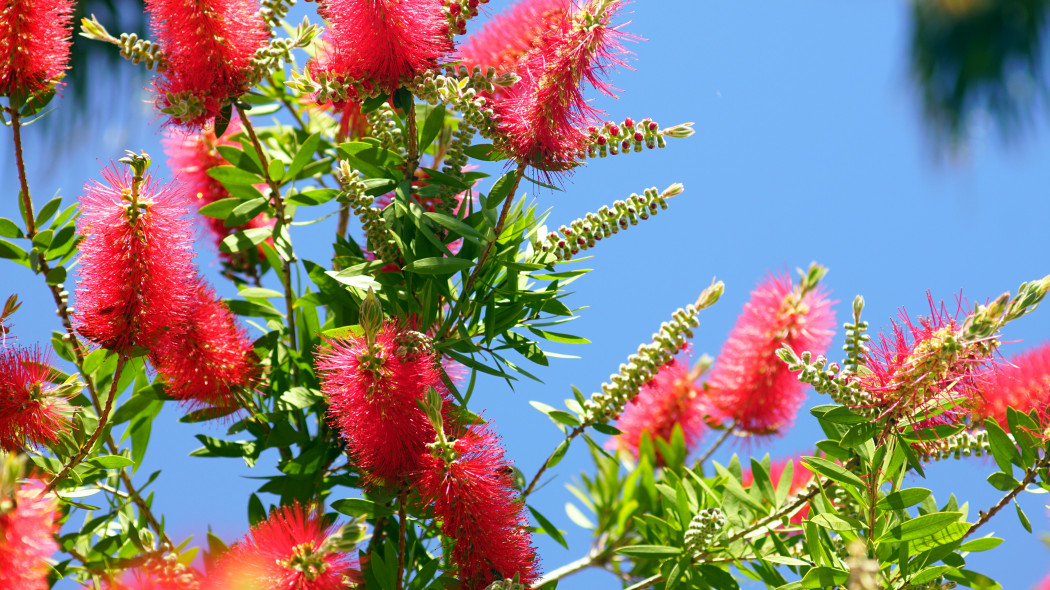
[2,1,1048,588]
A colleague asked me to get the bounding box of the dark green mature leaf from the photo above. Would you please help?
[0,239,27,261]
[88,455,134,469]
[877,511,963,543]
[332,498,394,518]
[486,171,518,210]
[402,257,472,274]
[463,143,507,161]
[526,328,590,344]
[984,418,1021,474]
[528,506,568,549]
[1015,500,1032,532]
[547,439,570,468]
[616,545,682,558]
[217,145,263,175]
[986,472,1020,492]
[248,493,266,526]
[419,104,445,152]
[423,211,484,240]
[286,189,339,207]
[207,165,263,185]
[285,131,321,181]
[225,197,269,227]
[199,198,240,220]
[0,217,24,238]
[35,196,62,228]
[190,435,255,458]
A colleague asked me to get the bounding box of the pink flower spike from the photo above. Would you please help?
[612,358,707,463]
[315,320,446,488]
[0,0,75,100]
[0,345,74,451]
[205,504,356,590]
[313,0,452,94]
[415,424,539,589]
[150,278,259,415]
[707,272,835,436]
[146,0,267,127]
[974,341,1050,433]
[494,0,635,174]
[0,480,59,590]
[75,165,198,354]
[455,0,571,77]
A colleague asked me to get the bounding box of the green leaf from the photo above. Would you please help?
[591,423,621,436]
[248,493,266,526]
[526,328,590,344]
[911,521,968,552]
[44,266,66,285]
[984,418,1021,474]
[528,505,568,549]
[801,456,865,489]
[464,143,507,161]
[486,171,518,210]
[820,405,870,424]
[877,511,963,544]
[419,104,446,152]
[810,513,863,532]
[281,387,323,409]
[88,455,134,470]
[423,211,484,240]
[190,435,255,458]
[332,498,395,518]
[35,196,62,228]
[958,536,1003,552]
[198,198,241,220]
[800,567,848,588]
[910,566,953,586]
[207,165,263,185]
[225,197,269,227]
[240,287,283,298]
[615,545,682,559]
[547,410,581,427]
[547,439,570,468]
[1015,500,1032,532]
[765,555,810,567]
[402,257,472,274]
[0,217,24,239]
[0,239,27,261]
[565,502,595,530]
[219,227,271,253]
[285,131,321,181]
[876,488,931,511]
[986,471,1020,492]
[217,145,263,175]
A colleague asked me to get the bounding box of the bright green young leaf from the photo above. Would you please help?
[876,511,963,544]
[876,488,931,511]
[615,545,683,559]
[801,456,865,489]
[800,567,848,588]
[403,257,472,274]
[207,165,263,185]
[219,227,271,253]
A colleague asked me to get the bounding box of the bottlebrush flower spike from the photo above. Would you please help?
[204,504,356,590]
[0,479,59,590]
[416,424,539,589]
[853,294,997,426]
[315,314,446,488]
[455,0,571,76]
[973,341,1050,431]
[103,557,202,590]
[494,0,633,172]
[146,0,267,127]
[0,346,75,451]
[312,0,452,96]
[707,266,835,436]
[75,160,197,353]
[150,279,259,414]
[0,0,75,100]
[612,357,707,463]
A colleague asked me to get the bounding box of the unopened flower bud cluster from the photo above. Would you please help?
[367,105,404,154]
[250,22,321,82]
[160,90,206,125]
[411,68,504,138]
[580,118,693,158]
[683,508,725,555]
[778,348,877,417]
[259,0,295,33]
[336,162,399,264]
[484,579,526,590]
[442,122,474,179]
[117,33,167,71]
[146,554,201,590]
[584,284,722,424]
[842,296,870,374]
[444,0,490,36]
[536,184,680,260]
[919,430,989,462]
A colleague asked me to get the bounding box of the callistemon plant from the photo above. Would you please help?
[4,1,1050,589]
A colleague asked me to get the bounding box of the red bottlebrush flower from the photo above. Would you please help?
[0,346,73,451]
[205,504,355,590]
[455,0,571,76]
[494,0,632,172]
[75,165,197,353]
[150,279,258,414]
[974,341,1050,431]
[707,273,835,436]
[146,0,267,127]
[0,0,75,100]
[103,559,202,590]
[416,425,539,589]
[854,294,996,426]
[612,358,707,463]
[0,480,59,590]
[315,321,445,487]
[313,0,452,95]
[741,456,814,524]
[1037,573,1050,590]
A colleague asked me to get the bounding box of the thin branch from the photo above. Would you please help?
[536,543,610,587]
[46,355,128,493]
[9,107,36,237]
[694,421,737,470]
[965,452,1050,539]
[396,487,408,590]
[523,424,584,499]
[403,96,419,181]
